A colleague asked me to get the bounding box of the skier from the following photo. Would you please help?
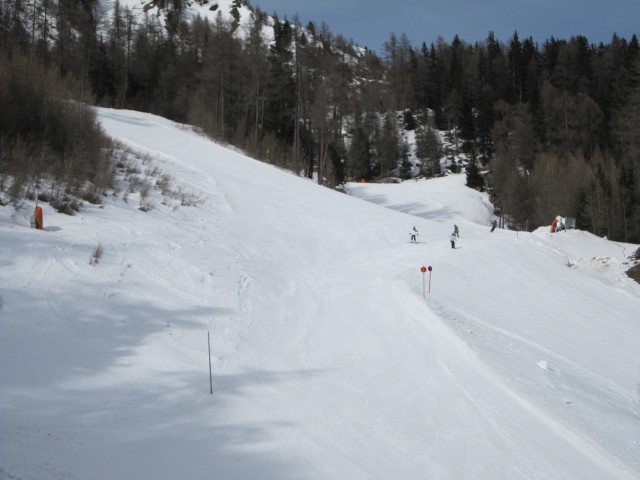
[490,220,497,232]
[410,226,419,243]
[453,224,459,237]
[450,233,457,249]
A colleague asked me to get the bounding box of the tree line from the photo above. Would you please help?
[1,0,639,242]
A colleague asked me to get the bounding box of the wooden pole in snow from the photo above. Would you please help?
[208,330,213,395]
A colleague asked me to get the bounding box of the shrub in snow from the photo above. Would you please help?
[90,242,104,266]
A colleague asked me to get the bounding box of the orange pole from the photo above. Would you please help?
[34,206,43,230]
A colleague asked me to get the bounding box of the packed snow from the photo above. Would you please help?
[1,108,639,480]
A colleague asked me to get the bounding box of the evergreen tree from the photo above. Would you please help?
[399,142,412,179]
[465,156,484,191]
[376,113,401,178]
[230,0,241,32]
[415,125,442,177]
[349,108,372,180]
[263,18,296,166]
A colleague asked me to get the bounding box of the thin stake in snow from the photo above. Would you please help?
[208,330,213,395]
[421,266,427,298]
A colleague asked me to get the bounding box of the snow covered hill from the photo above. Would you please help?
[101,0,273,44]
[1,108,639,480]
[105,0,254,28]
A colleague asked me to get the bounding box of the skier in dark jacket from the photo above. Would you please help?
[490,220,497,232]
[453,224,459,237]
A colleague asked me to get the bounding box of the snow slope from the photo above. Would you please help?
[1,108,639,480]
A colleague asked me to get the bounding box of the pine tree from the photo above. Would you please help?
[415,125,442,177]
[399,142,412,179]
[263,18,295,149]
[465,156,483,191]
[230,0,240,33]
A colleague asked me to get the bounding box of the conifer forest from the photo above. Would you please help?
[1,0,639,242]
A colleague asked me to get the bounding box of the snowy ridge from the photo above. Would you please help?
[1,108,639,480]
[108,0,254,27]
[101,0,274,46]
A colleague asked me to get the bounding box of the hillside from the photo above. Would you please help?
[1,108,639,480]
[105,0,260,33]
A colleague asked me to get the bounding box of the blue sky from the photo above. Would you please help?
[253,0,640,51]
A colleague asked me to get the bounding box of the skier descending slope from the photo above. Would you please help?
[410,226,419,243]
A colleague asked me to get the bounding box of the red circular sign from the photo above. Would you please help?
[421,266,427,273]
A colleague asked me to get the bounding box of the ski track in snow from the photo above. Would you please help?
[426,298,640,473]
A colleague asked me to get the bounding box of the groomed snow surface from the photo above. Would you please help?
[1,108,639,480]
